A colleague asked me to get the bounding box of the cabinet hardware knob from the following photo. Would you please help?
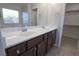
[16,50,20,54]
[38,45,40,47]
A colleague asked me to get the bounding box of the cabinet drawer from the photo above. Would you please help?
[27,35,43,49]
[6,42,26,56]
[21,47,36,56]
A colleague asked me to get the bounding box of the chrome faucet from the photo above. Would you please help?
[21,26,27,32]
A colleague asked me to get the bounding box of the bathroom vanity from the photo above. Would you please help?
[2,26,57,56]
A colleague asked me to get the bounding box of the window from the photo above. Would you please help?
[22,12,29,26]
[2,8,19,24]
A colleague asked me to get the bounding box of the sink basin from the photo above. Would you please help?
[6,31,35,40]
[6,36,17,39]
[2,31,21,38]
[3,27,43,40]
[19,31,35,37]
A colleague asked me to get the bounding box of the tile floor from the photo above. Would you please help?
[46,36,79,56]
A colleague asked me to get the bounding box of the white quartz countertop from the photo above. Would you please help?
[3,26,58,49]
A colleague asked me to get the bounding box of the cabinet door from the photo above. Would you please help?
[6,42,26,56]
[37,39,47,56]
[21,47,36,56]
[47,31,53,51]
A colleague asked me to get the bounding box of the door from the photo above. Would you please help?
[22,12,29,26]
[32,8,37,26]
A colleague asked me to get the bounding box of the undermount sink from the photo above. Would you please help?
[18,31,35,37]
[6,31,35,40]
[3,27,44,40]
[6,36,17,39]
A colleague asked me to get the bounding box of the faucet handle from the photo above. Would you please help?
[42,26,45,29]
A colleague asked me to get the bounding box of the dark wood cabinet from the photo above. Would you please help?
[21,47,36,56]
[5,30,56,56]
[37,39,47,56]
[6,42,26,56]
